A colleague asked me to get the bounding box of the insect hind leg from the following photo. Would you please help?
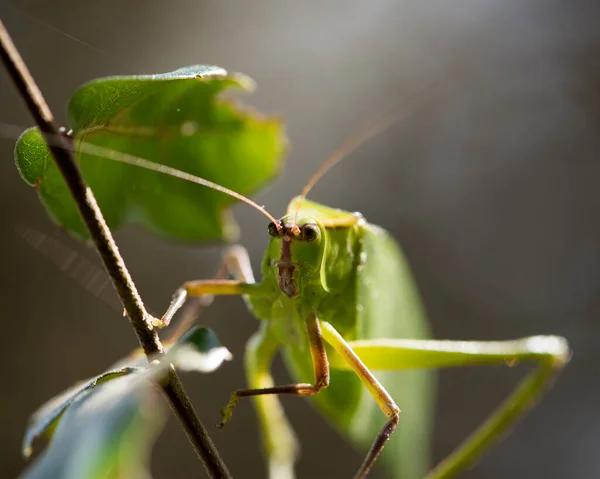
[332,335,570,479]
[319,321,401,479]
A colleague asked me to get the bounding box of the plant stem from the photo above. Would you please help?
[0,17,230,479]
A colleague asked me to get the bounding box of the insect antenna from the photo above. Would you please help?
[3,2,122,65]
[17,224,207,336]
[77,141,281,226]
[292,81,439,230]
[17,224,122,312]
[1,123,281,228]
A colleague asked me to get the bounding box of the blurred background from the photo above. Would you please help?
[1,0,599,478]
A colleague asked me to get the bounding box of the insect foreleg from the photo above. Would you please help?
[330,336,570,479]
[154,245,256,328]
[242,323,299,479]
[219,312,330,427]
[319,321,400,479]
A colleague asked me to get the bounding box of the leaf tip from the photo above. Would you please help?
[164,326,233,373]
[229,72,256,92]
[173,345,233,373]
[22,443,33,459]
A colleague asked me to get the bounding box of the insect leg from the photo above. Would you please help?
[330,336,570,479]
[154,245,258,328]
[219,312,330,427]
[244,322,299,479]
[319,321,400,479]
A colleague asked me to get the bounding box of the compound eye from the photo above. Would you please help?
[267,221,281,237]
[301,223,319,242]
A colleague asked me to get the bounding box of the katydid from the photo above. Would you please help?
[70,116,569,478]
[10,111,570,479]
[0,9,571,476]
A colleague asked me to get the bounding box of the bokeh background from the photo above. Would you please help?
[1,1,599,478]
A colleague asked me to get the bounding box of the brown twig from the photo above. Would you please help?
[0,17,230,479]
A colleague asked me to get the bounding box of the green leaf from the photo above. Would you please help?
[22,327,230,474]
[19,375,165,479]
[14,65,287,242]
[164,326,233,372]
[22,367,143,458]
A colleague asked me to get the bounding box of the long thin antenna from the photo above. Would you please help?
[76,140,281,225]
[1,123,281,226]
[4,2,120,63]
[299,110,398,199]
[292,80,441,228]
[17,225,121,312]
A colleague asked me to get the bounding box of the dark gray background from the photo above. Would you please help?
[0,1,599,478]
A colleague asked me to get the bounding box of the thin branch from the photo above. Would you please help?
[0,17,230,479]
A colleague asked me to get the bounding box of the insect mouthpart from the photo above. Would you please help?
[276,261,299,298]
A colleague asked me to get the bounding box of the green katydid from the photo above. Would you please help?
[57,113,571,478]
[11,94,570,478]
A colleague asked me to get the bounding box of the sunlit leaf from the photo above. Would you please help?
[165,326,232,373]
[15,65,287,242]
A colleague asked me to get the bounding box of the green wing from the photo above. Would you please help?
[282,222,434,478]
[351,224,434,478]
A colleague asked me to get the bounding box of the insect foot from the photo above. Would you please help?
[123,310,165,329]
[150,315,167,328]
[217,393,240,429]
